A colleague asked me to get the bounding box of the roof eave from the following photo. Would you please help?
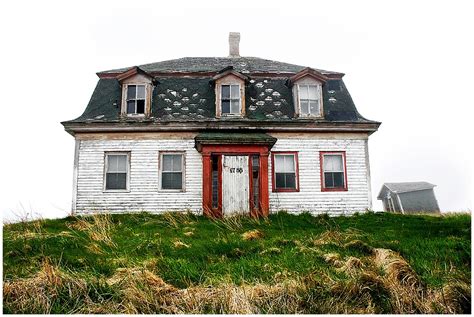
[61,120,381,136]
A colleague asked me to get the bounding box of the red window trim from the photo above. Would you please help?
[319,151,348,192]
[271,151,300,192]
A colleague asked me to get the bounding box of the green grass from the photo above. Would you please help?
[3,211,471,313]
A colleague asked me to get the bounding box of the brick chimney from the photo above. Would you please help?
[229,32,240,57]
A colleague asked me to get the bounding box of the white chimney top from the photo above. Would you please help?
[229,32,240,57]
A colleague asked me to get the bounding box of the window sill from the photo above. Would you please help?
[321,188,348,192]
[297,115,323,119]
[218,114,244,118]
[273,188,300,193]
[125,113,146,117]
[103,189,131,193]
[159,189,186,193]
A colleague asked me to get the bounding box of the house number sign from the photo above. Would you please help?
[229,167,244,174]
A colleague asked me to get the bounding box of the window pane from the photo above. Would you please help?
[127,85,136,100]
[221,85,230,99]
[333,172,344,188]
[136,100,145,113]
[230,100,240,114]
[136,85,146,99]
[308,85,318,99]
[221,100,230,113]
[275,173,285,188]
[107,155,117,172]
[275,155,285,173]
[284,173,296,189]
[275,173,296,189]
[162,155,173,171]
[230,85,240,98]
[324,172,334,188]
[283,155,295,172]
[300,101,309,114]
[171,155,182,172]
[106,173,127,190]
[107,155,127,173]
[127,100,135,113]
[324,155,343,172]
[310,101,319,115]
[162,172,183,189]
[299,85,308,99]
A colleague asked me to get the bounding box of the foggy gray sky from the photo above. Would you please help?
[1,0,473,221]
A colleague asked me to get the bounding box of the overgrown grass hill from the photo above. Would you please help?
[3,211,471,314]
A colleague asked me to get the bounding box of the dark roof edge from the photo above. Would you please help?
[61,121,381,136]
[97,70,344,79]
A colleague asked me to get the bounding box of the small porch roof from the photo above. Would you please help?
[194,132,277,152]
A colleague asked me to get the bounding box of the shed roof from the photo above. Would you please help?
[377,182,437,199]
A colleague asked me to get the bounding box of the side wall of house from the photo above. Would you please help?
[268,133,371,215]
[75,135,202,213]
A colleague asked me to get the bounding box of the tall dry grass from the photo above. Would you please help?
[4,248,470,314]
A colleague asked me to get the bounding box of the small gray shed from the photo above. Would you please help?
[377,182,440,213]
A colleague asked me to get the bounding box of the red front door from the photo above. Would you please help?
[200,145,270,218]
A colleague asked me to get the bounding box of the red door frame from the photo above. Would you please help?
[201,144,270,218]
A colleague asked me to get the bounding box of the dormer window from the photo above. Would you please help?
[221,84,241,115]
[289,68,327,118]
[212,69,248,118]
[298,84,321,116]
[126,84,146,114]
[117,66,153,117]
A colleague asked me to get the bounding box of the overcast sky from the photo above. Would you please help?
[1,0,473,221]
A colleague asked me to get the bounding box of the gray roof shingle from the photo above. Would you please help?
[98,56,343,75]
[378,182,437,199]
[64,76,375,124]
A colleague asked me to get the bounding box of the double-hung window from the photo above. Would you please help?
[320,152,347,191]
[272,152,299,192]
[160,153,185,190]
[104,153,130,191]
[221,84,241,115]
[298,84,321,116]
[126,84,146,114]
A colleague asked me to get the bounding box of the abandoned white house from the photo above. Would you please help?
[61,33,381,217]
[377,182,440,213]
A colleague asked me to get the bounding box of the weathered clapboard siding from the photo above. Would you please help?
[75,138,202,213]
[268,134,371,215]
[75,133,372,215]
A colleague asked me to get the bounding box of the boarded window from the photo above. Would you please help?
[126,84,146,114]
[273,153,297,190]
[298,84,321,116]
[161,153,184,190]
[105,153,129,190]
[322,153,346,190]
[221,84,240,115]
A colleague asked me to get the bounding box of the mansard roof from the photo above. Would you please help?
[62,56,380,134]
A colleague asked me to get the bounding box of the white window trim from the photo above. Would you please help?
[220,83,242,116]
[121,83,150,117]
[103,152,131,192]
[297,84,322,117]
[159,152,186,192]
[125,84,147,115]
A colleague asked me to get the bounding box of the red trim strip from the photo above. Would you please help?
[271,151,299,192]
[319,151,348,192]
